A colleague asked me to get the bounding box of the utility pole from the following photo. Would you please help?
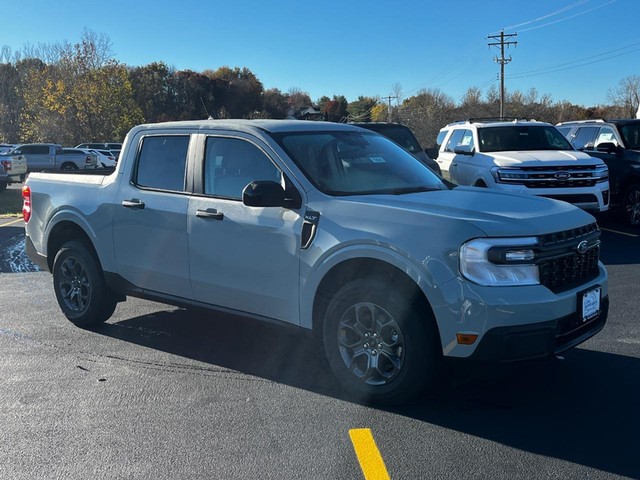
[487,31,517,118]
[381,95,397,122]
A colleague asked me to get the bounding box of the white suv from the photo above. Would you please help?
[435,119,610,212]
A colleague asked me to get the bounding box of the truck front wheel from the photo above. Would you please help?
[622,183,640,226]
[322,278,441,405]
[52,240,117,327]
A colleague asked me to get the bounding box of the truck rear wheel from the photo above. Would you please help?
[52,240,117,327]
[322,278,441,405]
[61,163,78,171]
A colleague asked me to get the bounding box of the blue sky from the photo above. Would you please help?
[1,0,638,107]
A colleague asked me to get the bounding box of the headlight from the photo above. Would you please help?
[459,237,539,286]
[593,164,608,182]
[490,166,528,184]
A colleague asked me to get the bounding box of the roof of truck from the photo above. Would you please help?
[132,119,361,135]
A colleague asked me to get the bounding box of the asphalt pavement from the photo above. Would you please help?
[0,215,638,479]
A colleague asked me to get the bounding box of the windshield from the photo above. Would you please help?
[620,124,640,149]
[478,125,573,152]
[274,131,446,195]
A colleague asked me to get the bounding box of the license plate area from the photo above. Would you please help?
[579,285,601,324]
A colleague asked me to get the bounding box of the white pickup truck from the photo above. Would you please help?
[24,120,609,404]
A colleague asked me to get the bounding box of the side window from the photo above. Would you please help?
[444,130,465,153]
[572,127,599,149]
[204,137,280,199]
[135,135,189,192]
[459,129,475,149]
[436,129,449,149]
[594,127,619,147]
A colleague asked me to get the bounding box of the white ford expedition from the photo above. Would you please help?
[435,119,610,212]
[24,120,608,404]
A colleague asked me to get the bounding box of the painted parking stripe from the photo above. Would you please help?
[0,218,23,227]
[349,428,391,480]
[600,227,639,238]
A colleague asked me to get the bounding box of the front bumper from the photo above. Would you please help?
[468,295,608,362]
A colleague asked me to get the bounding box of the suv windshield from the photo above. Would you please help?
[478,125,573,152]
[620,123,640,149]
[274,131,446,195]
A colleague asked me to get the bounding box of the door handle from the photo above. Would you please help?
[196,208,224,220]
[122,199,145,209]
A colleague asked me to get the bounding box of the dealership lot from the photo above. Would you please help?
[0,213,638,479]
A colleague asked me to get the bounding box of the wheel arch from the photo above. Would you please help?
[311,257,440,346]
[620,173,640,198]
[46,220,98,272]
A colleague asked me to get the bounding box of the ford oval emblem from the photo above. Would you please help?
[555,171,571,180]
[577,240,589,254]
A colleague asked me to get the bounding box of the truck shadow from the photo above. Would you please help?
[96,307,639,479]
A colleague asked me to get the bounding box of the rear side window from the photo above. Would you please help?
[135,135,190,192]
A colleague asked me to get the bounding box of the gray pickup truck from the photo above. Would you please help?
[5,143,98,172]
[24,120,609,404]
[0,151,27,191]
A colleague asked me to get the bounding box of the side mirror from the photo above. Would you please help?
[453,144,475,156]
[243,180,287,207]
[596,142,619,154]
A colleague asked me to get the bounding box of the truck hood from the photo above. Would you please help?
[487,150,600,167]
[343,186,595,238]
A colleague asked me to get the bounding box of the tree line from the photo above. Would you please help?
[1,31,638,149]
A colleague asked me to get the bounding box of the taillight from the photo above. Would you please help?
[22,185,31,223]
[1,160,9,172]
[85,155,92,164]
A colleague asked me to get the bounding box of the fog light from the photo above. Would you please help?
[456,333,479,345]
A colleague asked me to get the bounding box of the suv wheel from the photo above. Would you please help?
[622,183,640,226]
[53,240,117,327]
[322,278,441,404]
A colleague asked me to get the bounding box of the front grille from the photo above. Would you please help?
[537,223,601,293]
[498,165,603,189]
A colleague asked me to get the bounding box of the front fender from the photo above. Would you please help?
[299,241,457,330]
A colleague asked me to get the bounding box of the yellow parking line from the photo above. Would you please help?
[0,217,23,227]
[349,429,391,480]
[600,227,639,238]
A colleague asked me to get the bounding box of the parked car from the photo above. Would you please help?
[24,119,608,405]
[435,118,610,213]
[5,144,98,172]
[350,122,442,175]
[0,149,27,191]
[91,149,117,167]
[65,148,116,169]
[556,119,640,225]
[75,142,122,158]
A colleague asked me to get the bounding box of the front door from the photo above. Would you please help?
[187,135,303,325]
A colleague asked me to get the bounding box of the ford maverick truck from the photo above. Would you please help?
[24,120,609,404]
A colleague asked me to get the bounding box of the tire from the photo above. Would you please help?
[622,183,640,226]
[0,182,6,193]
[61,163,78,171]
[52,240,117,327]
[322,278,441,405]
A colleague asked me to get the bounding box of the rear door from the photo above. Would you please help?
[113,134,193,298]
